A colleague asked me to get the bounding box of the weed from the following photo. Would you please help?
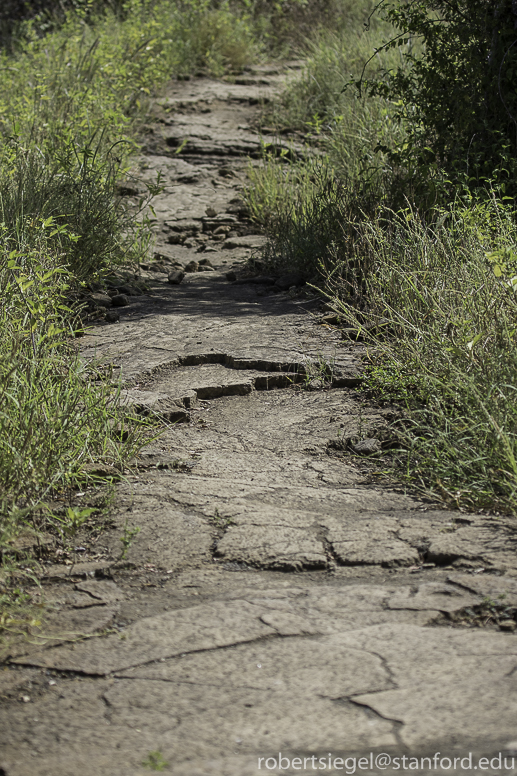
[52,507,97,540]
[119,520,141,560]
[0,583,44,660]
[297,354,335,390]
[208,509,235,530]
[142,750,169,772]
[0,223,151,539]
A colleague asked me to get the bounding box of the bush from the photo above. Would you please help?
[360,1,517,202]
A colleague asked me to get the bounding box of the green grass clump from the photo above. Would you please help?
[245,161,377,282]
[262,9,402,176]
[325,196,517,511]
[0,219,146,549]
[244,8,401,279]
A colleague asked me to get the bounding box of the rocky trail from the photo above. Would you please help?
[1,64,517,776]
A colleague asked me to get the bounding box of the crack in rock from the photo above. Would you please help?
[348,695,407,750]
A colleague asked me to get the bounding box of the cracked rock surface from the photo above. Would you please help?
[1,65,517,776]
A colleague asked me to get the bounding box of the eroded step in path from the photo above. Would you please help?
[1,66,517,776]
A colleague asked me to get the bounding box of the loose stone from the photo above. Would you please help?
[275,271,306,290]
[184,260,199,272]
[353,438,382,455]
[168,270,185,285]
[88,292,112,308]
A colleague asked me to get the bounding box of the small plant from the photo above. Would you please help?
[208,508,235,529]
[0,583,43,660]
[119,520,141,560]
[53,507,96,539]
[452,597,517,630]
[298,353,335,390]
[142,750,169,772]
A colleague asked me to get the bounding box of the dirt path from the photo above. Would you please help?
[1,65,517,776]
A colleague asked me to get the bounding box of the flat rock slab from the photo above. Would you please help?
[109,498,215,570]
[4,606,119,662]
[43,581,125,609]
[120,387,193,420]
[447,572,517,606]
[148,363,299,401]
[215,524,327,570]
[3,608,517,774]
[40,559,114,580]
[103,389,517,572]
[80,280,362,385]
[10,583,498,674]
[223,235,268,249]
[74,580,125,603]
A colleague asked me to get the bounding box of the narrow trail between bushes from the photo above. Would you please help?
[2,65,517,776]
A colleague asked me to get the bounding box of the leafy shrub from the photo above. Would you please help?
[359,1,517,202]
